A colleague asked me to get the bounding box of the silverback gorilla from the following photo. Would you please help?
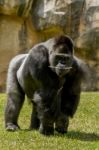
[5,35,85,135]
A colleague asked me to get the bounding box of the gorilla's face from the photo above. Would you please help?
[48,36,74,77]
[49,52,73,77]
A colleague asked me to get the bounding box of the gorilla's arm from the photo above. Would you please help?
[55,57,85,133]
[17,45,54,98]
[61,57,85,118]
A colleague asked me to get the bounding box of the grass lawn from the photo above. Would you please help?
[0,92,99,150]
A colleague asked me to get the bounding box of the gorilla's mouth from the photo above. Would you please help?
[49,66,72,77]
[49,66,72,70]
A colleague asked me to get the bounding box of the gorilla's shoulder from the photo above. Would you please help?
[71,56,87,79]
[8,54,28,70]
[28,44,49,68]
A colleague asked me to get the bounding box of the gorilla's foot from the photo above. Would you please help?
[39,124,54,135]
[6,123,20,131]
[55,127,67,134]
[55,115,69,134]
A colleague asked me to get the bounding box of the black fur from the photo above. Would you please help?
[5,35,84,135]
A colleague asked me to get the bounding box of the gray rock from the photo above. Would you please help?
[0,0,99,91]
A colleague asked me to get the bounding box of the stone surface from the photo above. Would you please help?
[0,0,99,91]
[0,0,33,17]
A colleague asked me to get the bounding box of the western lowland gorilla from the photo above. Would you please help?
[5,35,85,135]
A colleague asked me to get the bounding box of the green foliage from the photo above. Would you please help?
[0,92,99,150]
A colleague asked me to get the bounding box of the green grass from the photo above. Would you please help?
[0,92,99,150]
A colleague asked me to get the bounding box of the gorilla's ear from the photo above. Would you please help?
[54,35,74,54]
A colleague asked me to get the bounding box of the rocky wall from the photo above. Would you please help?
[0,0,99,91]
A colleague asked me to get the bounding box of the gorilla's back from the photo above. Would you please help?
[6,54,28,93]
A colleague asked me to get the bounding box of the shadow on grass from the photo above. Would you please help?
[66,131,99,142]
[18,129,99,141]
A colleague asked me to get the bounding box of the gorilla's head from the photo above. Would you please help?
[49,35,74,77]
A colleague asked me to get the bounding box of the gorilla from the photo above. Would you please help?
[5,35,85,135]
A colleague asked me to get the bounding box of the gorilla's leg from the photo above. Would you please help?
[5,54,26,131]
[33,92,54,135]
[5,91,25,131]
[30,103,40,130]
[55,113,69,134]
[39,112,54,135]
[37,103,54,135]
